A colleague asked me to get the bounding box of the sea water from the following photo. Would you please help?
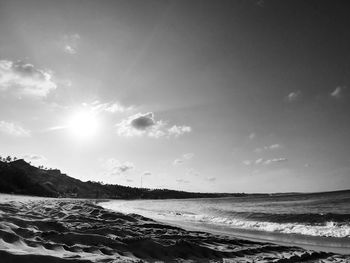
[101,190,350,251]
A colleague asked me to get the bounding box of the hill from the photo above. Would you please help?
[0,159,244,199]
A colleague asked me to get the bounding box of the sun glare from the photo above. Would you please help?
[68,110,99,139]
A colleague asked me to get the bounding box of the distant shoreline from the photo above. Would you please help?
[1,159,349,200]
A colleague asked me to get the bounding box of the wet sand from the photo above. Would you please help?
[0,194,349,263]
[157,219,350,255]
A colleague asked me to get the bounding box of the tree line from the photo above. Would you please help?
[0,155,54,170]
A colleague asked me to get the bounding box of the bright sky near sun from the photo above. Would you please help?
[0,0,349,193]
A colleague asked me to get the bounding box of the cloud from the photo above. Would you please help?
[268,144,281,150]
[143,171,152,176]
[168,125,192,137]
[116,112,163,137]
[64,46,75,54]
[131,112,156,130]
[243,160,252,166]
[255,158,264,164]
[62,34,80,55]
[101,158,134,175]
[23,154,46,164]
[206,177,216,182]
[126,179,133,182]
[263,158,288,165]
[118,163,134,172]
[173,153,194,165]
[83,100,133,114]
[103,103,133,113]
[244,157,288,166]
[23,154,46,161]
[176,178,190,183]
[286,90,301,102]
[248,144,286,166]
[173,159,184,165]
[183,153,194,160]
[0,121,31,137]
[116,112,191,138]
[330,86,345,98]
[248,133,256,140]
[254,144,282,153]
[44,125,66,132]
[0,60,56,97]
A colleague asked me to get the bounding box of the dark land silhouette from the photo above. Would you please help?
[0,159,246,199]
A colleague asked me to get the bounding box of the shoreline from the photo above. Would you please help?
[156,218,350,255]
[1,195,350,262]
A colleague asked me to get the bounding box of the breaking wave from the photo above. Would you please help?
[169,211,350,238]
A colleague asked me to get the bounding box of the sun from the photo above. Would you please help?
[68,110,99,139]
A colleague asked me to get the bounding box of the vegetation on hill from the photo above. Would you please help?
[0,159,245,199]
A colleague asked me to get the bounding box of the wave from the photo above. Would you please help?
[165,211,350,238]
[210,211,350,225]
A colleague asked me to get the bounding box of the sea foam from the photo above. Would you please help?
[175,212,350,238]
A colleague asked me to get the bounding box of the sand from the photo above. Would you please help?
[0,194,349,263]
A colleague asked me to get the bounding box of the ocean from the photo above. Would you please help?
[101,190,350,252]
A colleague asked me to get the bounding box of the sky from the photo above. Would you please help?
[0,0,349,193]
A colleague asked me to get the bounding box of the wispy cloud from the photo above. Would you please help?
[269,144,281,150]
[0,121,31,137]
[173,159,184,165]
[173,153,195,165]
[0,60,56,97]
[243,157,288,166]
[116,112,191,138]
[206,177,216,182]
[286,90,301,102]
[263,158,288,165]
[255,158,264,164]
[23,154,46,164]
[62,34,80,55]
[44,125,67,132]
[248,132,256,140]
[330,86,345,98]
[101,158,134,176]
[183,153,194,160]
[176,178,190,183]
[243,160,252,166]
[254,143,282,153]
[82,100,134,114]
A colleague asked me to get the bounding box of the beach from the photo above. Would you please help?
[1,0,350,262]
[0,194,349,263]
